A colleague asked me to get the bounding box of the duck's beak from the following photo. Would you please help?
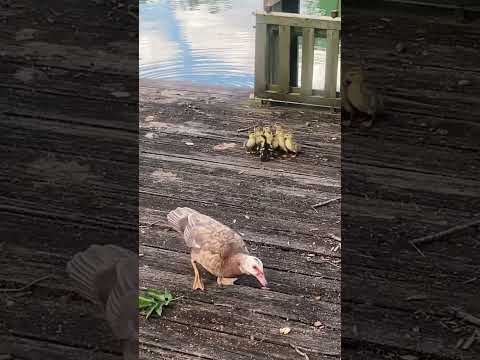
[255,272,268,288]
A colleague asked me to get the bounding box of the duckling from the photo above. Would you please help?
[244,132,256,153]
[341,71,355,127]
[275,128,288,153]
[254,127,264,147]
[285,133,300,153]
[272,133,279,150]
[263,126,273,146]
[343,67,384,128]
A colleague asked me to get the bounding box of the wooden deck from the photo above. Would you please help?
[3,1,480,360]
[1,1,138,359]
[342,5,480,360]
[138,80,341,359]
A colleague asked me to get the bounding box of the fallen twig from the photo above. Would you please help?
[406,294,428,301]
[455,338,465,349]
[213,303,234,308]
[454,308,480,327]
[327,233,341,242]
[0,275,53,293]
[410,218,480,246]
[237,127,252,133]
[289,344,309,360]
[462,330,479,350]
[410,241,426,257]
[311,197,341,212]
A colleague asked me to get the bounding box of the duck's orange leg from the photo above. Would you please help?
[191,258,204,291]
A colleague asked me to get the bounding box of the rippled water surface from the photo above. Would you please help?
[140,0,340,88]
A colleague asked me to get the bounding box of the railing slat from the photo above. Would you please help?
[324,29,340,98]
[278,25,291,94]
[300,27,314,96]
[254,22,268,94]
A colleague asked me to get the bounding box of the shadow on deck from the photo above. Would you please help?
[139,79,342,360]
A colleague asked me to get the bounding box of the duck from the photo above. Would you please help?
[66,244,138,360]
[274,127,288,153]
[167,207,268,290]
[244,131,256,153]
[263,126,274,146]
[285,133,300,153]
[254,127,265,147]
[343,67,384,128]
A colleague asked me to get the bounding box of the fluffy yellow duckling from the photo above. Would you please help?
[263,126,273,146]
[341,68,356,127]
[244,132,256,153]
[275,128,288,153]
[272,133,279,150]
[285,133,300,153]
[343,67,384,128]
[254,127,264,146]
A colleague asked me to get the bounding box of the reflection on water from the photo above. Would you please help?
[140,0,340,89]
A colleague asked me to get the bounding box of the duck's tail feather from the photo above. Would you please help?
[66,244,135,307]
[167,207,199,234]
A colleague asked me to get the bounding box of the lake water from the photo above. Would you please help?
[140,0,340,89]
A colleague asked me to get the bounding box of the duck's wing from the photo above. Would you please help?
[105,255,138,341]
[184,212,248,258]
[66,245,138,344]
[360,82,384,114]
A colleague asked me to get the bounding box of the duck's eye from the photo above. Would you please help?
[253,265,258,271]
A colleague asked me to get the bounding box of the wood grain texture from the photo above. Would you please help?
[138,81,341,359]
[1,0,138,358]
[342,4,480,359]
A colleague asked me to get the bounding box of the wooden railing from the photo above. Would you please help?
[254,11,341,108]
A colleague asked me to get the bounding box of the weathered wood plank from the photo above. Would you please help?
[140,152,340,197]
[3,88,137,130]
[343,267,480,315]
[0,336,121,360]
[140,267,340,330]
[343,16,480,73]
[343,302,480,359]
[0,147,137,228]
[343,136,480,180]
[343,162,480,212]
[140,345,204,360]
[0,210,136,254]
[257,90,341,107]
[140,194,340,256]
[140,276,339,356]
[141,320,335,360]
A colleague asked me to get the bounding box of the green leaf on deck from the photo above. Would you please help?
[139,288,177,320]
